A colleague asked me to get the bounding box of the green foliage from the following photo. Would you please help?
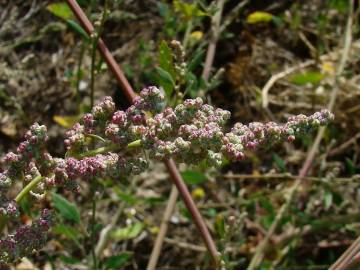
[173,0,207,21]
[246,11,273,24]
[103,252,133,269]
[181,170,208,185]
[52,192,81,224]
[289,71,325,85]
[66,20,90,41]
[155,67,175,98]
[272,154,287,173]
[52,224,83,249]
[47,3,73,20]
[111,222,144,240]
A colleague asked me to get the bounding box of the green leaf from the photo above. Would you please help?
[214,215,226,238]
[289,72,324,85]
[158,40,175,78]
[181,171,208,185]
[324,189,333,210]
[104,252,133,269]
[116,190,137,205]
[59,255,81,264]
[155,67,175,97]
[272,154,286,173]
[187,49,204,72]
[52,193,80,224]
[246,11,273,24]
[53,115,81,128]
[66,19,90,41]
[111,222,143,240]
[47,3,73,20]
[52,224,83,248]
[259,197,275,216]
[345,158,357,175]
[174,0,206,20]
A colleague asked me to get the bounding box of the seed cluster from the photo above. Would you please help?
[0,86,334,263]
[0,209,52,264]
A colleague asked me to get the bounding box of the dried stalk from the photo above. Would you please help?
[146,186,179,270]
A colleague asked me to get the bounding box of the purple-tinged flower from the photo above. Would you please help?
[92,96,115,120]
[0,209,53,263]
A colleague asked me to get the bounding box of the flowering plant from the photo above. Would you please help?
[0,86,333,263]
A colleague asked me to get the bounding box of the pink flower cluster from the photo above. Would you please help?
[0,86,334,263]
[65,154,148,181]
[0,209,52,264]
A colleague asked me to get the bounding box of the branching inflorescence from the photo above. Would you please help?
[0,86,334,263]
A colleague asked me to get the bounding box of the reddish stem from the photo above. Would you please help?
[65,0,219,263]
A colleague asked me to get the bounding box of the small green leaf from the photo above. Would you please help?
[246,11,273,24]
[111,222,143,240]
[53,115,81,128]
[174,0,206,20]
[155,67,175,97]
[187,49,204,72]
[345,158,357,175]
[214,215,226,238]
[59,255,81,264]
[158,40,175,78]
[116,190,137,205]
[47,3,73,20]
[324,189,333,210]
[289,72,325,85]
[66,19,90,41]
[104,252,133,269]
[181,171,208,185]
[52,193,80,224]
[53,224,83,248]
[273,154,286,172]
[259,197,275,216]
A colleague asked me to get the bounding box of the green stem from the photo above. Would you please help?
[78,145,118,158]
[127,139,141,149]
[15,175,44,203]
[90,188,98,270]
[77,139,142,158]
[75,42,87,110]
[89,0,108,109]
[85,133,107,143]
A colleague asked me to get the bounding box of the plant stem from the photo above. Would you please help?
[147,186,179,270]
[182,19,193,52]
[90,188,98,270]
[15,175,44,203]
[89,0,108,108]
[65,0,219,264]
[75,41,86,109]
[127,139,141,149]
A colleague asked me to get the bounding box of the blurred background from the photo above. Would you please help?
[0,0,359,269]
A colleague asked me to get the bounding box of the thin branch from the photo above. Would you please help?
[147,186,179,270]
[202,0,226,82]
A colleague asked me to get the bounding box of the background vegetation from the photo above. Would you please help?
[0,0,359,269]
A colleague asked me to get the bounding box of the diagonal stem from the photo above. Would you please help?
[65,0,219,263]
